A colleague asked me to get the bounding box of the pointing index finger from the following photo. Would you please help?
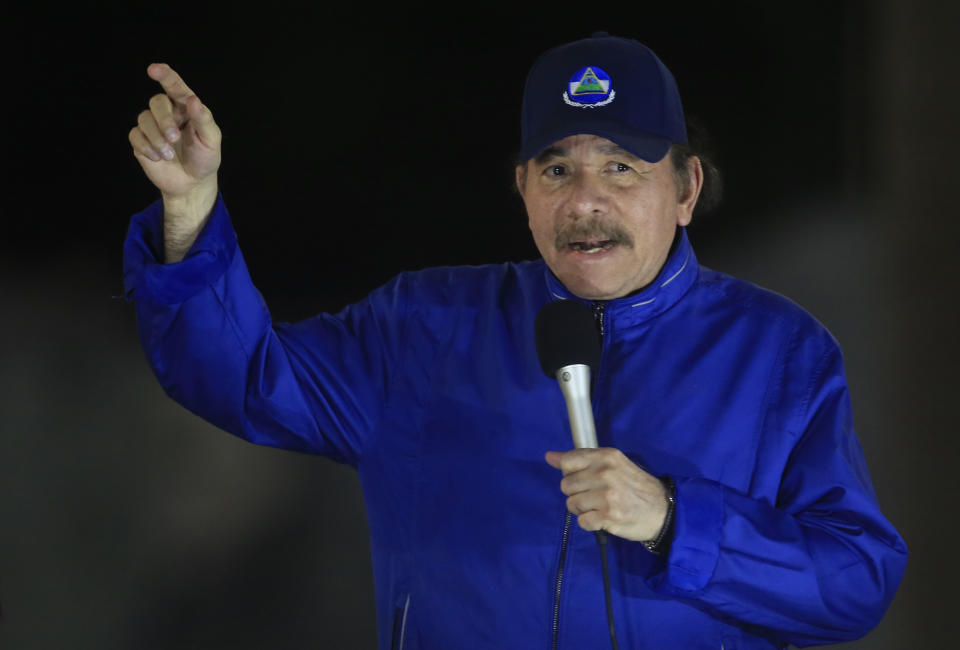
[147,63,196,103]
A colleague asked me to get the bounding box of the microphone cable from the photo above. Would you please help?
[592,476,675,648]
[595,530,620,650]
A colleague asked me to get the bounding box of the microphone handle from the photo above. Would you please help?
[556,364,616,648]
[556,364,598,449]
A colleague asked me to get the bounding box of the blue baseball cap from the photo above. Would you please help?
[518,32,687,164]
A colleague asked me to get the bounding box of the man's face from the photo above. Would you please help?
[517,134,700,301]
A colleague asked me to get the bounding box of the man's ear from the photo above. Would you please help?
[677,156,703,227]
[515,164,528,196]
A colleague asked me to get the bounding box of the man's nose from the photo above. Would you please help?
[565,172,609,218]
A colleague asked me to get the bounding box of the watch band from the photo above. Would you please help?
[642,476,676,554]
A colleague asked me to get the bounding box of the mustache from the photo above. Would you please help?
[553,218,634,250]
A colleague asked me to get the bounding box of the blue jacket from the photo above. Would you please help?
[124,195,907,649]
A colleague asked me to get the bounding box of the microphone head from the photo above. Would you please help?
[534,300,602,377]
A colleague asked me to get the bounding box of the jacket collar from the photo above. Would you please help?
[543,227,699,330]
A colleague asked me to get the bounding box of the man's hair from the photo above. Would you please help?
[514,118,723,217]
[669,116,722,217]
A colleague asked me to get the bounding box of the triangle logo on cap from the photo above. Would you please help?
[572,68,607,95]
[564,65,615,108]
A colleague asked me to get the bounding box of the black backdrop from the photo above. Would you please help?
[2,2,956,648]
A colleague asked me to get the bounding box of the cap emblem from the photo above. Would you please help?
[563,66,615,108]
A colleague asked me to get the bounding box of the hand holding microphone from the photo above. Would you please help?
[535,300,670,544]
[544,448,670,543]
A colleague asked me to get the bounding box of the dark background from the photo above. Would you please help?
[2,2,957,648]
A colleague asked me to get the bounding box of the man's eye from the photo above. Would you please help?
[613,162,632,173]
[546,165,566,176]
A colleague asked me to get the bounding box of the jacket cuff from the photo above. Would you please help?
[648,475,723,593]
[122,192,237,305]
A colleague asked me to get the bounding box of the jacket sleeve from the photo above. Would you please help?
[122,194,407,466]
[646,333,908,647]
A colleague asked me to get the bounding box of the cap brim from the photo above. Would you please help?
[517,121,672,165]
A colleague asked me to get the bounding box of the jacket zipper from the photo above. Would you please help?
[551,511,573,650]
[592,301,606,336]
[550,301,606,650]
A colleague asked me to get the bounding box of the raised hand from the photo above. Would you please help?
[129,64,223,262]
[129,63,222,199]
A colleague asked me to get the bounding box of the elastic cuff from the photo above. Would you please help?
[649,475,723,593]
[122,192,237,304]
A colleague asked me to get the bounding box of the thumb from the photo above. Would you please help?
[545,450,565,470]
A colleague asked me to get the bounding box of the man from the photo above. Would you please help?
[125,34,906,648]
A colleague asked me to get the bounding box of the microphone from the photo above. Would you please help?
[534,300,602,449]
[535,299,621,650]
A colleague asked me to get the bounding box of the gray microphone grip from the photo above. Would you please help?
[555,364,598,449]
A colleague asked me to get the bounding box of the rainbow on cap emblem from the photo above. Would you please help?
[563,66,615,108]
